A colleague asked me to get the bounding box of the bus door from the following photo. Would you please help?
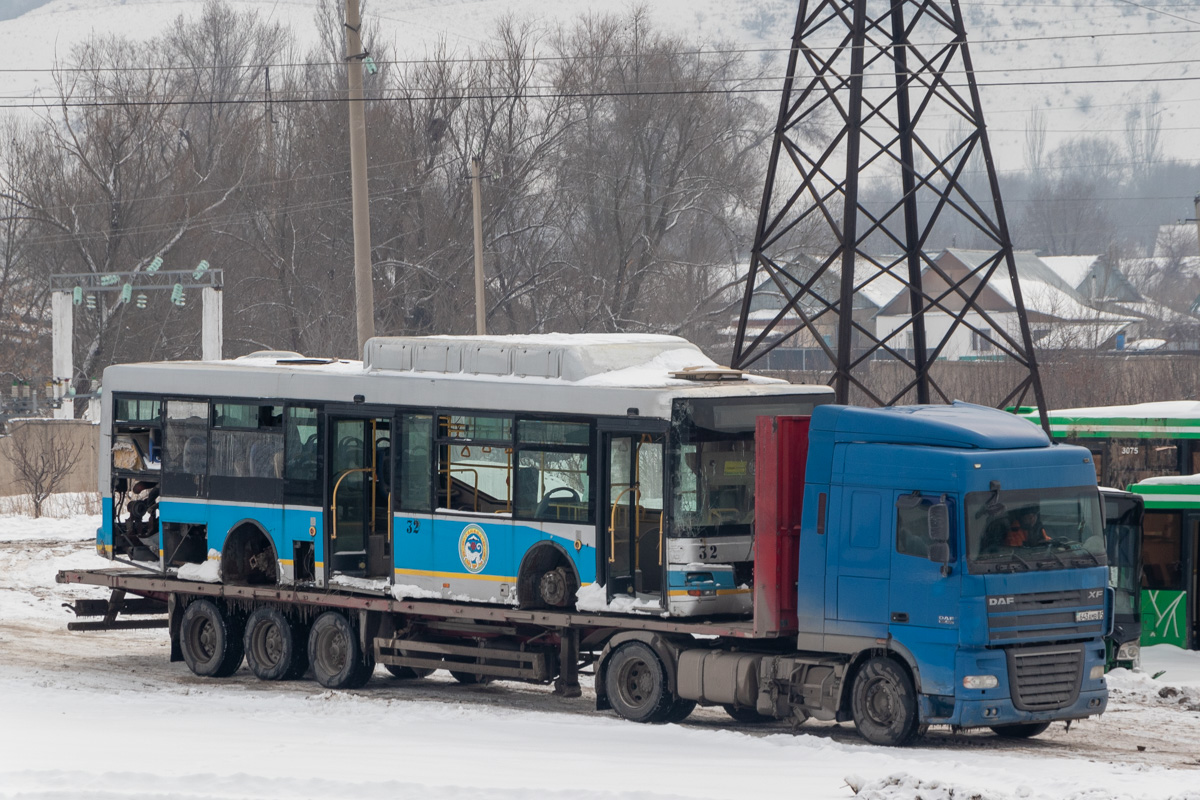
[324,408,394,580]
[601,425,666,604]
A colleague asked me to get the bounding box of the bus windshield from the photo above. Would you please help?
[966,486,1106,574]
[1104,493,1143,617]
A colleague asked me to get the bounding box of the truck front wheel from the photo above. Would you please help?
[851,657,919,746]
[991,722,1051,739]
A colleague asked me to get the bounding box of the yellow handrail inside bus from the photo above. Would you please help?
[331,467,374,541]
[609,483,640,564]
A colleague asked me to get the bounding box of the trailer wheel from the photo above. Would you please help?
[851,657,919,746]
[385,665,434,680]
[605,641,674,724]
[180,599,244,678]
[664,697,697,723]
[990,722,1051,739]
[308,611,372,689]
[723,704,775,724]
[449,670,494,685]
[244,607,307,681]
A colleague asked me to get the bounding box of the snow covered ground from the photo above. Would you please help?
[3,510,1200,800]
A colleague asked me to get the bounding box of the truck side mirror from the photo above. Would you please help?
[928,503,949,542]
[928,503,952,575]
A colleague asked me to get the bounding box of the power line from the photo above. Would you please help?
[4,70,1200,111]
[1,24,1198,77]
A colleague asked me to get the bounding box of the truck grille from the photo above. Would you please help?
[986,588,1104,644]
[1006,645,1083,711]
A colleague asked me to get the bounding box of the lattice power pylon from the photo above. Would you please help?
[732,0,1049,427]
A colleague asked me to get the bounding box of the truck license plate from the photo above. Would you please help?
[1075,610,1104,622]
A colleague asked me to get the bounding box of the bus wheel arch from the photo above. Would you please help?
[516,542,579,609]
[220,522,279,585]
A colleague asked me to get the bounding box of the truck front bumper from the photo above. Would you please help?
[921,688,1107,728]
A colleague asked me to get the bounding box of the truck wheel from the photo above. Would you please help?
[724,704,775,723]
[605,641,674,724]
[851,657,919,746]
[244,607,307,681]
[308,611,372,689]
[991,722,1051,739]
[385,665,434,680]
[180,599,244,678]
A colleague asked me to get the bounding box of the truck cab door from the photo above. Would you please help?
[888,491,962,696]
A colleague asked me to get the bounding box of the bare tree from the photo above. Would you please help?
[4,420,87,518]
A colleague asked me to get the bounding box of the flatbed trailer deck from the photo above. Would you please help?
[57,566,768,698]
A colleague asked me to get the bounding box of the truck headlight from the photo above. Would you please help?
[963,675,998,689]
[1115,642,1140,663]
[1089,665,1106,680]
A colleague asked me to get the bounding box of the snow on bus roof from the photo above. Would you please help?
[1045,400,1200,421]
[362,334,789,387]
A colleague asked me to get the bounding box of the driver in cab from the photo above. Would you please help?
[1005,507,1051,547]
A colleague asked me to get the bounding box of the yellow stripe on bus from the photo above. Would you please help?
[394,567,517,583]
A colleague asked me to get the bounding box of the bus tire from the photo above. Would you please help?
[990,722,1051,739]
[244,607,306,681]
[605,641,674,724]
[180,599,244,678]
[723,704,775,723]
[851,657,919,746]
[308,611,371,689]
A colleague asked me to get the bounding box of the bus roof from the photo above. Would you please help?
[102,334,834,420]
[1020,401,1200,439]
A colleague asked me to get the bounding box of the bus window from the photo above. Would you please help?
[399,414,433,512]
[163,400,209,498]
[285,406,319,482]
[438,415,513,513]
[515,420,591,522]
[1142,511,1183,590]
[210,404,284,480]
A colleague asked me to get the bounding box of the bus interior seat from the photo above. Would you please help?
[515,466,539,516]
[250,440,284,479]
[182,436,207,473]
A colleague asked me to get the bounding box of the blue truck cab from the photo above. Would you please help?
[795,402,1109,734]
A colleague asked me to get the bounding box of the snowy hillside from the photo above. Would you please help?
[1,0,1199,173]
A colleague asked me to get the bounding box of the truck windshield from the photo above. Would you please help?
[965,486,1106,574]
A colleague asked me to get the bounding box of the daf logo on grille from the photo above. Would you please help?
[988,596,1015,606]
[1087,589,1104,600]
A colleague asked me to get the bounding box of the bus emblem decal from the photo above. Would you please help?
[459,525,489,574]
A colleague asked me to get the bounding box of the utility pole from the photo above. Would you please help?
[471,156,487,336]
[344,0,375,355]
[1193,193,1199,260]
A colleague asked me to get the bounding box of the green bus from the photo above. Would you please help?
[1128,477,1200,651]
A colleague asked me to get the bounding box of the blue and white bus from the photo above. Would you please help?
[98,335,832,617]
